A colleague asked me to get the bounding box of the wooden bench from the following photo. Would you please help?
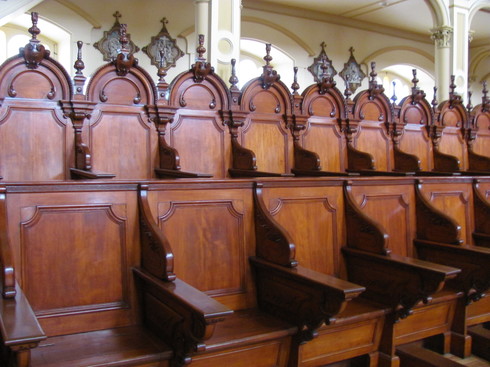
[135,181,367,367]
[0,182,173,367]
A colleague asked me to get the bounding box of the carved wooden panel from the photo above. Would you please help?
[239,80,293,174]
[419,182,473,245]
[89,109,156,178]
[260,185,344,277]
[472,112,490,157]
[350,184,415,257]
[0,101,71,180]
[151,188,255,310]
[168,112,229,178]
[242,115,291,174]
[399,125,432,171]
[0,57,72,101]
[354,121,392,171]
[7,189,139,336]
[301,87,345,172]
[438,126,467,169]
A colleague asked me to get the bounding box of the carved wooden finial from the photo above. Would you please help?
[28,12,41,41]
[432,86,438,111]
[466,91,473,112]
[391,81,397,105]
[368,61,384,100]
[22,12,49,69]
[74,41,85,76]
[260,43,280,90]
[229,58,239,90]
[412,69,419,89]
[318,58,336,94]
[482,81,489,112]
[291,66,300,95]
[73,41,86,95]
[370,61,377,83]
[114,23,137,76]
[157,49,167,82]
[196,34,206,62]
[191,34,213,82]
[410,69,426,104]
[449,75,456,97]
[264,43,272,66]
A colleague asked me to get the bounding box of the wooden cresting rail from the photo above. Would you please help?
[0,12,489,367]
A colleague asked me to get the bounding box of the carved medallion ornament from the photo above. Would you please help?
[93,11,140,61]
[339,47,366,95]
[143,18,184,72]
[308,42,337,83]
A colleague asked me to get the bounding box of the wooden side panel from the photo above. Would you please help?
[7,189,139,336]
[472,112,490,157]
[399,125,432,171]
[418,182,474,245]
[89,108,156,179]
[168,111,229,178]
[149,188,255,311]
[350,183,415,257]
[260,185,345,277]
[0,101,71,181]
[242,113,291,174]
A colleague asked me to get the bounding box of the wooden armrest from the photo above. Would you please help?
[342,247,460,320]
[433,148,460,172]
[133,267,232,366]
[393,145,421,172]
[250,256,364,342]
[347,143,375,171]
[468,149,490,172]
[0,282,45,363]
[414,239,490,303]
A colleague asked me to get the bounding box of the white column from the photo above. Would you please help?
[431,26,453,101]
[448,0,471,100]
[195,0,210,52]
[209,0,241,81]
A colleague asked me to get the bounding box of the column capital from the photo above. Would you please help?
[430,26,453,48]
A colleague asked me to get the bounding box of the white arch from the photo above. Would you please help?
[425,0,451,27]
[469,0,490,25]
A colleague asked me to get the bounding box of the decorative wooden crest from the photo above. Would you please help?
[260,44,280,90]
[308,42,337,83]
[339,47,366,94]
[410,69,426,105]
[113,24,138,76]
[142,18,184,75]
[367,62,385,100]
[448,75,463,109]
[93,11,140,61]
[191,34,213,83]
[318,58,337,95]
[21,12,50,69]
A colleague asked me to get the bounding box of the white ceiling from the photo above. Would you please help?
[246,0,490,44]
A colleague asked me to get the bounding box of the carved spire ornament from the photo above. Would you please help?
[93,11,140,61]
[191,34,213,83]
[260,44,280,90]
[367,62,384,100]
[21,12,50,69]
[410,69,426,105]
[114,24,138,76]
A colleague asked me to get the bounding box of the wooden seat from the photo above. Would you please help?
[226,44,294,178]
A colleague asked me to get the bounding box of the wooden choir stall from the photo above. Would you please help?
[0,13,489,367]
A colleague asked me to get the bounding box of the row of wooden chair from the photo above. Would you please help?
[0,14,488,183]
[1,176,488,367]
[0,13,489,367]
